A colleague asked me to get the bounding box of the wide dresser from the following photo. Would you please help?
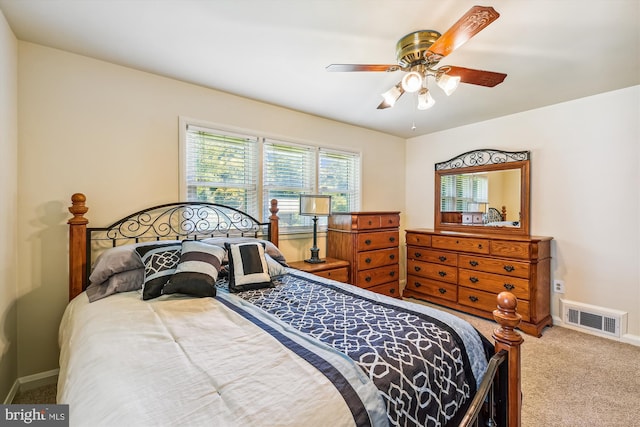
[404,228,553,336]
[327,212,401,298]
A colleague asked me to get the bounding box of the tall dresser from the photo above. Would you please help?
[404,228,553,336]
[327,212,401,298]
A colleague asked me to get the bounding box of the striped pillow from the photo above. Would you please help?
[163,241,225,297]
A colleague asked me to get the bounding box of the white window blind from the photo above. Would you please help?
[263,140,315,230]
[185,125,258,215]
[440,174,488,211]
[319,148,360,213]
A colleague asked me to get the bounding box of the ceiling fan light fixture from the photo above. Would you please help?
[380,83,403,108]
[436,72,461,96]
[417,88,435,110]
[401,71,423,93]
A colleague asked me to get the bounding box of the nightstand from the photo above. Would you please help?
[288,257,350,283]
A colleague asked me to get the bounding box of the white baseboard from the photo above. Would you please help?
[3,380,20,404]
[2,369,59,404]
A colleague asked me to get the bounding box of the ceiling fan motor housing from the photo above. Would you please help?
[395,30,441,68]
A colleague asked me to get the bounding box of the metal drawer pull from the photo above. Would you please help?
[504,265,515,272]
[438,288,447,294]
[365,239,371,245]
[389,288,395,294]
[438,271,447,277]
[478,244,483,249]
[415,282,422,288]
[414,252,422,258]
[469,296,479,302]
[504,283,515,291]
[389,254,395,260]
[389,237,396,242]
[414,266,421,272]
[469,260,479,267]
[439,256,447,262]
[365,276,371,282]
[390,271,395,277]
[469,277,479,283]
[365,258,371,264]
[368,220,373,225]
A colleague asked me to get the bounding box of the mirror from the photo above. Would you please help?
[434,149,530,235]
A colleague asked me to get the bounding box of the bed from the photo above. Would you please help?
[62,193,523,427]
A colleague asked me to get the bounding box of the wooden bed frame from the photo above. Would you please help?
[66,193,523,427]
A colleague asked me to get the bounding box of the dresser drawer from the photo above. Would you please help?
[406,232,431,247]
[458,287,530,322]
[407,259,457,284]
[313,267,349,283]
[405,275,457,302]
[458,269,530,300]
[356,231,399,251]
[432,235,490,255]
[355,214,400,230]
[355,264,399,288]
[357,247,398,269]
[490,240,531,260]
[408,247,457,266]
[458,255,530,279]
[367,282,400,298]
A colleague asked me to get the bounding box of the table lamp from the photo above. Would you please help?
[299,194,332,263]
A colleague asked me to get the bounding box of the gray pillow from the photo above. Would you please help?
[89,240,181,285]
[86,269,144,302]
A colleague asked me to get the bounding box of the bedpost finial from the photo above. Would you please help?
[68,193,89,224]
[493,291,523,344]
[269,198,279,216]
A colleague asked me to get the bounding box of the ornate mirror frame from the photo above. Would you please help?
[434,149,531,236]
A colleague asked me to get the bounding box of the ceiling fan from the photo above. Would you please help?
[326,5,507,110]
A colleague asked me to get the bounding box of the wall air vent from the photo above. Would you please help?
[561,299,627,338]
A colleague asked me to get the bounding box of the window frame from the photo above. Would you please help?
[179,117,362,235]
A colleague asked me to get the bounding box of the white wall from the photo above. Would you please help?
[0,9,18,398]
[17,42,405,376]
[406,86,640,340]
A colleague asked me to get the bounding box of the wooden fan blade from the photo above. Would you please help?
[446,66,507,87]
[427,6,500,59]
[326,64,401,72]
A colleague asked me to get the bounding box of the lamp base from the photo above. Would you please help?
[304,247,325,264]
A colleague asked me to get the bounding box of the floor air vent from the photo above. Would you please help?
[562,299,627,338]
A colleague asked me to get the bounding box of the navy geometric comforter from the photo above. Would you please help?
[227,272,491,427]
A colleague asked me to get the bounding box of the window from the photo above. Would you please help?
[440,173,488,211]
[181,121,361,233]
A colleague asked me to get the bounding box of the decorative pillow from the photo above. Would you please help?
[202,237,289,267]
[225,242,274,292]
[265,253,288,277]
[86,268,144,302]
[135,242,182,300]
[163,241,225,298]
[89,240,181,285]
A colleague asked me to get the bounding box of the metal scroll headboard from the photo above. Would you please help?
[85,202,272,280]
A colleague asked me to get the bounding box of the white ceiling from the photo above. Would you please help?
[1,0,638,138]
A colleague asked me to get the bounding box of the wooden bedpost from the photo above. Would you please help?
[269,199,279,247]
[68,193,89,301]
[493,291,524,427]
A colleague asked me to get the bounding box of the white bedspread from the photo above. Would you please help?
[58,292,387,427]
